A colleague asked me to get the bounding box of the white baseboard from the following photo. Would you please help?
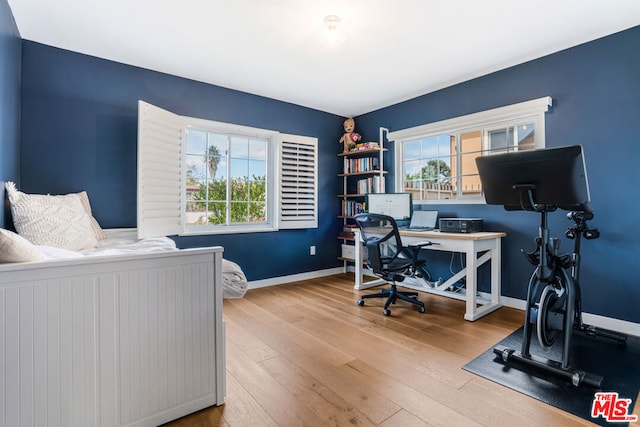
[247,270,639,338]
[500,296,639,337]
[247,267,345,290]
[500,295,527,311]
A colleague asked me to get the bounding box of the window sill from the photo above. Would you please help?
[414,197,486,205]
[181,225,277,236]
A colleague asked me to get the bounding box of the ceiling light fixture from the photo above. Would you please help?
[324,15,344,47]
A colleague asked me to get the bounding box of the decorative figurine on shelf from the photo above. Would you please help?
[339,117,361,153]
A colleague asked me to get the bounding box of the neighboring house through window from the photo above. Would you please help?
[389,96,552,203]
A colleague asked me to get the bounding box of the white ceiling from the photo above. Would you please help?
[8,0,640,117]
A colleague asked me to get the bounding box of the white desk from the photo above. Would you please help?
[353,229,506,321]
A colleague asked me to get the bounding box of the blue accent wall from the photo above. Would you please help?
[356,26,640,324]
[14,19,640,324]
[20,42,345,280]
[0,0,21,228]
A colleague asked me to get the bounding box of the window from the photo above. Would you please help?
[184,128,272,230]
[137,101,317,238]
[389,97,551,203]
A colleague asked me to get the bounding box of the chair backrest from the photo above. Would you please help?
[354,213,403,275]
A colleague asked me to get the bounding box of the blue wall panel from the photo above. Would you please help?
[16,21,640,323]
[0,0,21,228]
[356,26,640,324]
[20,42,346,280]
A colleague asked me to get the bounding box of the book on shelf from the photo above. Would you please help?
[343,157,380,174]
[349,142,380,151]
[341,200,366,217]
[356,176,385,194]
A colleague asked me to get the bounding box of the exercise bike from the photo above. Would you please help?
[476,145,627,388]
[493,203,627,387]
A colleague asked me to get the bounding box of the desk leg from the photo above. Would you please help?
[464,241,503,321]
[354,232,363,289]
[353,231,385,291]
[491,239,502,307]
[464,246,478,321]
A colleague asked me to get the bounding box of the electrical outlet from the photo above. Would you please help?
[310,245,316,255]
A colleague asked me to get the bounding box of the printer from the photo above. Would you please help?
[439,218,483,233]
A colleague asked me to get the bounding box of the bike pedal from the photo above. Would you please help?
[585,325,597,336]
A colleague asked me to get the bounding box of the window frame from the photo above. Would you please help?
[389,97,552,204]
[137,101,318,238]
[183,117,279,235]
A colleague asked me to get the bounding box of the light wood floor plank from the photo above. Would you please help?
[164,273,598,426]
[339,358,481,427]
[225,339,326,426]
[225,300,402,423]
[218,372,278,427]
[379,409,431,427]
[225,297,355,367]
[628,391,639,426]
[291,303,473,389]
[224,316,280,363]
[458,376,587,427]
[260,355,379,426]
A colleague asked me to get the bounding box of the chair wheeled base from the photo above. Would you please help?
[357,283,425,316]
[354,213,432,317]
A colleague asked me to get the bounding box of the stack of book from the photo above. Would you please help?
[341,200,365,217]
[344,157,380,174]
[356,176,385,194]
[349,142,380,151]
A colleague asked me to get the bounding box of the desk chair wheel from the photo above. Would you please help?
[357,298,365,306]
[418,306,425,313]
[383,309,391,316]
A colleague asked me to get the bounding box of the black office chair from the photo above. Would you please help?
[354,213,432,316]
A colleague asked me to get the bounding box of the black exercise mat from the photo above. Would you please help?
[463,327,640,426]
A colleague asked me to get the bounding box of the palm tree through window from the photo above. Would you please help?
[185,129,268,226]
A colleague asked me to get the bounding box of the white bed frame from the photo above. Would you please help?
[0,247,225,427]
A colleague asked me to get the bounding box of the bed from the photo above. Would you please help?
[38,228,249,300]
[0,183,237,426]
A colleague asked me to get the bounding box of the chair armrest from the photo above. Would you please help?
[407,241,432,250]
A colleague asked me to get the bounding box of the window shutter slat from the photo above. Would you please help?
[137,101,184,238]
[278,134,318,229]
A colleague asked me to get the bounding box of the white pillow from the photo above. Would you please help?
[5,182,98,251]
[77,191,106,240]
[0,228,44,263]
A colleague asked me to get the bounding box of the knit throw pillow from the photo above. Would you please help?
[77,191,107,240]
[5,182,98,251]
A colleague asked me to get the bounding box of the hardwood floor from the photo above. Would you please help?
[165,273,607,426]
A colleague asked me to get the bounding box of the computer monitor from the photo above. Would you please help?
[366,193,412,220]
[475,145,591,212]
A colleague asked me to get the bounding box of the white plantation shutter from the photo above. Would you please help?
[278,134,318,229]
[138,102,319,235]
[137,101,184,238]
